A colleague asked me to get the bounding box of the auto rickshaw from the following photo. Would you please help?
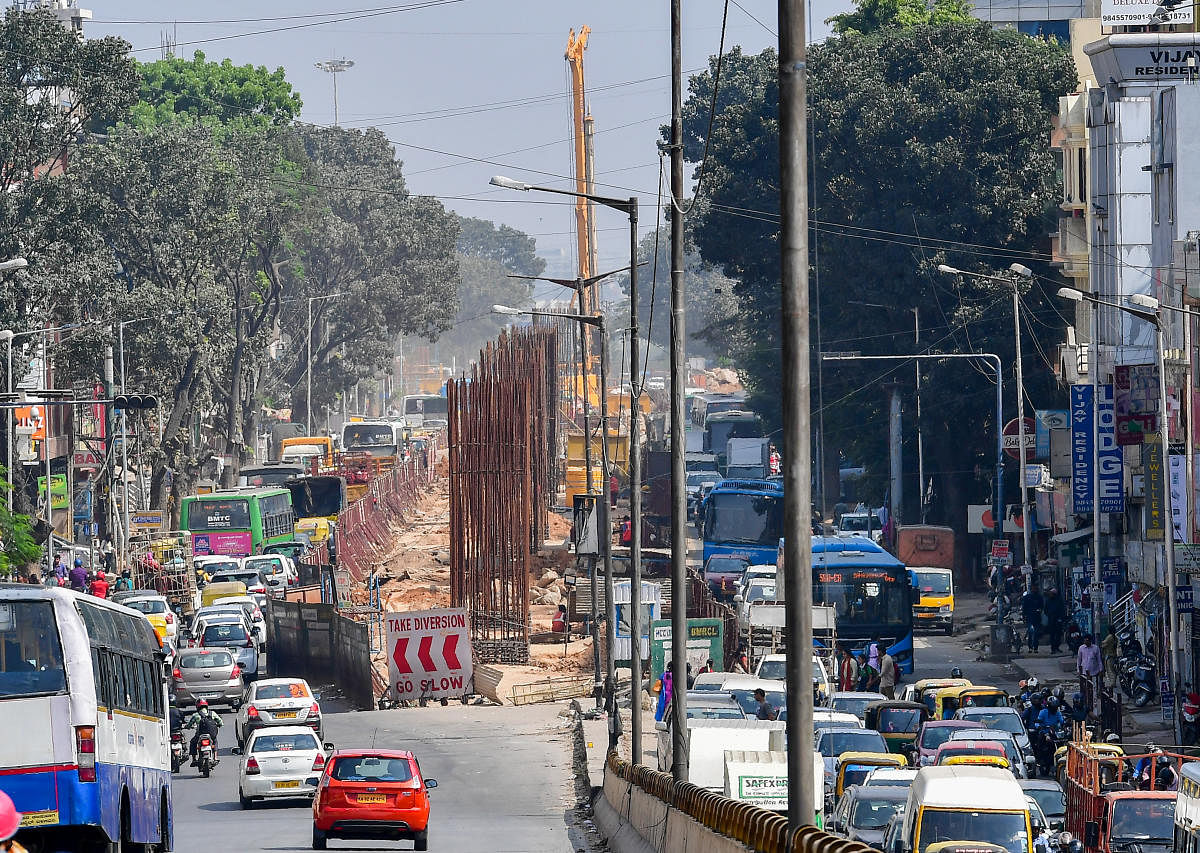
[833,751,907,803]
[1054,741,1124,787]
[942,754,1012,771]
[933,685,1008,719]
[864,700,930,754]
[904,678,972,714]
[926,842,1010,853]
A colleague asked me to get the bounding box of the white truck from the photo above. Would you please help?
[657,718,785,790]
[725,437,769,479]
[724,749,826,825]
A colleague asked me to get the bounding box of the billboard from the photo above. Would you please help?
[1072,384,1123,514]
[1101,0,1191,28]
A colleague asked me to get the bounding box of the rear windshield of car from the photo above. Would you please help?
[202,624,248,645]
[179,651,233,669]
[820,731,886,756]
[256,682,310,700]
[921,726,961,750]
[126,598,167,614]
[212,571,261,586]
[331,756,413,783]
[201,561,239,574]
[251,732,318,753]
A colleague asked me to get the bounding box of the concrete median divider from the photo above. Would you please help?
[594,751,878,853]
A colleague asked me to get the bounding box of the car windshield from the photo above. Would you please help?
[706,557,749,576]
[212,572,260,587]
[202,624,248,645]
[820,731,886,756]
[879,709,924,733]
[344,425,395,447]
[917,808,1030,853]
[256,682,310,700]
[687,706,743,720]
[839,515,874,532]
[729,688,786,717]
[757,659,786,680]
[688,473,716,488]
[126,598,167,614]
[1025,788,1065,818]
[852,797,904,829]
[921,726,963,750]
[331,756,413,782]
[965,712,1024,735]
[0,601,67,698]
[251,732,319,753]
[178,651,232,669]
[915,571,952,595]
[201,561,239,574]
[747,584,777,603]
[954,737,1020,766]
[1111,799,1175,841]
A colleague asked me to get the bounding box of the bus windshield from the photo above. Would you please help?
[343,424,395,447]
[704,492,783,546]
[917,808,1029,853]
[187,498,251,531]
[812,567,909,627]
[0,601,67,698]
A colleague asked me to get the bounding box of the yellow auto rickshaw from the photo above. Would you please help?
[834,751,907,802]
[943,754,1012,770]
[906,678,972,715]
[864,700,930,754]
[934,685,1008,720]
[1054,741,1124,786]
[926,842,1010,853]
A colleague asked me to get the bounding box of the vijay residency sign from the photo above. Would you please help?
[1072,384,1124,514]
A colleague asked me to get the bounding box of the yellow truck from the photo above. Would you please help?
[278,435,334,469]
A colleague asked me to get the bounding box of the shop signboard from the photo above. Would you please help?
[650,618,724,684]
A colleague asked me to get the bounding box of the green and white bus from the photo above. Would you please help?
[179,488,295,558]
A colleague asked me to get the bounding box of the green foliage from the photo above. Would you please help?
[0,466,41,577]
[129,50,302,131]
[829,0,973,35]
[456,217,545,279]
[677,23,1075,516]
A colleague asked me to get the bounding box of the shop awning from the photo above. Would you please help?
[1050,526,1093,544]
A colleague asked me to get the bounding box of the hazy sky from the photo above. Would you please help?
[86,1,851,294]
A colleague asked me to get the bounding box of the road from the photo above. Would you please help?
[911,595,1021,687]
[171,703,586,853]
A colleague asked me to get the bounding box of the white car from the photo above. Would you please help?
[212,595,268,645]
[243,555,296,595]
[121,592,179,643]
[235,725,330,809]
[737,564,777,596]
[188,607,252,644]
[235,677,323,747]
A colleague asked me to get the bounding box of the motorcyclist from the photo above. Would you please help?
[1067,691,1089,724]
[1022,694,1044,731]
[1155,755,1179,791]
[185,699,222,766]
[169,697,184,735]
[1036,697,1066,733]
[950,667,964,679]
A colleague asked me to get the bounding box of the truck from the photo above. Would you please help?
[725,437,769,479]
[724,750,826,825]
[279,435,334,468]
[656,718,785,790]
[897,525,957,634]
[702,410,762,457]
[1065,741,1180,853]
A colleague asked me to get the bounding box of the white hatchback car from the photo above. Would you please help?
[235,726,330,808]
[235,677,323,747]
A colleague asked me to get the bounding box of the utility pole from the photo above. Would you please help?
[1012,283,1032,576]
[668,0,690,783]
[884,383,902,539]
[780,0,815,831]
[627,200,643,761]
[914,309,926,523]
[314,58,354,126]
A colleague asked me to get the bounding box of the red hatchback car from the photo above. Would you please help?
[312,749,437,850]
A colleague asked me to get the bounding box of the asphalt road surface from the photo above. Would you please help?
[171,703,585,853]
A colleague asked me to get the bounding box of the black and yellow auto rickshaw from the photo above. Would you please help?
[933,685,1008,720]
[864,700,930,754]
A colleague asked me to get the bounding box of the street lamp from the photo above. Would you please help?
[306,293,347,434]
[491,175,646,754]
[938,263,1034,576]
[494,303,619,739]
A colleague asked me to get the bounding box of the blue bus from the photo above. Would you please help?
[783,536,916,674]
[699,479,785,565]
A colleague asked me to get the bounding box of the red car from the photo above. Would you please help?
[311,749,437,850]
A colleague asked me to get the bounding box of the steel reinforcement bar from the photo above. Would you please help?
[606,751,877,853]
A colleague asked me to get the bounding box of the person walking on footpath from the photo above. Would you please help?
[1077,633,1103,710]
[1044,588,1067,653]
[839,642,859,691]
[1101,629,1119,689]
[1021,583,1044,653]
[879,647,899,699]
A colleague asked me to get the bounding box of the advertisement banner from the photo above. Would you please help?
[1146,435,1166,540]
[191,531,253,557]
[1035,410,1069,458]
[1097,384,1123,513]
[1171,454,1188,543]
[1071,385,1093,513]
[1101,0,1191,29]
[1115,364,1158,446]
[1083,557,1124,611]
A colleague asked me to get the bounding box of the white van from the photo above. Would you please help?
[894,766,1031,853]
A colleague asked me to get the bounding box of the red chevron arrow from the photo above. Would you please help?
[392,637,412,674]
[442,634,461,670]
[417,635,437,672]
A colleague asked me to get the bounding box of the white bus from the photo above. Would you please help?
[401,394,448,429]
[0,586,172,851]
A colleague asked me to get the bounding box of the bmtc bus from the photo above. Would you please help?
[699,479,785,565]
[791,536,916,674]
[179,486,295,557]
[0,585,171,851]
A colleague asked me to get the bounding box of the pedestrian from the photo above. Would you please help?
[1101,629,1119,689]
[1077,633,1103,710]
[698,658,714,676]
[868,637,881,672]
[620,515,632,546]
[88,570,110,599]
[609,474,618,508]
[51,552,63,581]
[26,572,40,586]
[839,642,859,692]
[857,651,878,692]
[879,646,899,699]
[731,649,749,674]
[1044,588,1066,653]
[68,558,87,592]
[752,688,777,721]
[654,663,673,722]
[1021,583,1044,653]
[551,604,568,635]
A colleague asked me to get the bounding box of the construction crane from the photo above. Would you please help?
[565,26,596,315]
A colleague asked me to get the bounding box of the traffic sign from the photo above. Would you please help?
[385,607,473,702]
[991,540,1011,559]
[1003,418,1036,461]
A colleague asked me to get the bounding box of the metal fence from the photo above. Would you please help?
[267,599,374,711]
[448,326,558,664]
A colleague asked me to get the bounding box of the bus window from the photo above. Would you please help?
[0,601,66,697]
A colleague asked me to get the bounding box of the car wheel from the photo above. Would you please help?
[239,790,253,810]
[312,825,327,850]
[413,830,428,851]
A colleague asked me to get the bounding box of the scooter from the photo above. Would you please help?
[196,735,218,778]
[1120,654,1157,707]
[1181,692,1200,746]
[170,731,185,773]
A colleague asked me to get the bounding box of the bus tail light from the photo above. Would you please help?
[76,726,96,782]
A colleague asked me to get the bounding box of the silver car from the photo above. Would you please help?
[173,648,244,708]
[196,619,260,681]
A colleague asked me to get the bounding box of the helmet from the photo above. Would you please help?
[96,571,105,579]
[1023,700,1033,711]
[1031,695,1044,708]
[74,558,82,567]
[1027,677,1039,690]
[1072,692,1084,705]
[950,667,963,678]
[1053,687,1065,701]
[1105,732,1121,743]
[1018,680,1028,690]
[1157,755,1172,767]
[196,699,209,709]
[0,789,20,841]
[1041,687,1052,699]
[1047,697,1060,710]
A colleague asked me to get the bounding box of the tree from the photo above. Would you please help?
[677,22,1075,527]
[829,0,973,35]
[0,466,41,578]
[128,50,303,131]
[456,217,544,279]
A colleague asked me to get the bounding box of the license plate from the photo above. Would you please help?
[356,794,386,804]
[274,711,297,719]
[274,780,300,789]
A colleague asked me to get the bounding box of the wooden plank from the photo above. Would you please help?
[510,675,592,705]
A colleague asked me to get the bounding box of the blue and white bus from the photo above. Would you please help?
[699,478,785,565]
[778,536,917,674]
[0,585,172,851]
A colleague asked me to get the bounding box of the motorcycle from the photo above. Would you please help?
[170,731,184,773]
[1034,724,1070,777]
[1120,654,1157,707]
[1181,692,1200,746]
[196,734,217,778]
